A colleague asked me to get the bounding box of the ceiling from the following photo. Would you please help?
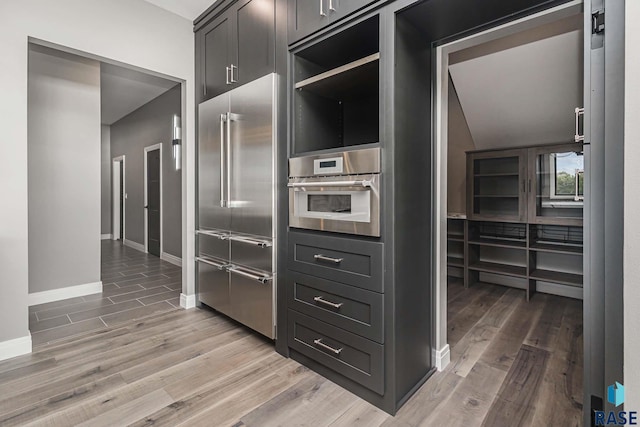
[449,16,583,150]
[101,63,178,125]
[141,0,216,20]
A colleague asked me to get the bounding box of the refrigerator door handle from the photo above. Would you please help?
[220,113,228,208]
[226,113,240,208]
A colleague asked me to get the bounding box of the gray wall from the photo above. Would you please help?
[0,0,195,351]
[28,45,101,294]
[101,125,111,236]
[447,76,476,215]
[110,85,182,258]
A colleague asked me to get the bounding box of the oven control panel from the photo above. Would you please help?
[314,157,343,175]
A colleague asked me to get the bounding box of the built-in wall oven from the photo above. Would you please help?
[288,147,381,237]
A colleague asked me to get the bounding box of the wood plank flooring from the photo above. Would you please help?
[3,245,583,426]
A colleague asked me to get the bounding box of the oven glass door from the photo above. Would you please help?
[288,175,380,236]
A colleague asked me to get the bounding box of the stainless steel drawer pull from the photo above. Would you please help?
[228,267,272,284]
[328,0,336,11]
[313,296,343,310]
[228,235,273,248]
[196,230,229,240]
[314,254,344,264]
[313,338,343,355]
[320,0,326,16]
[195,257,229,270]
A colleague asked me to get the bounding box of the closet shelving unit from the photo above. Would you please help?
[447,143,585,300]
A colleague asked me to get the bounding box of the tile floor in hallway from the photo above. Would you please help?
[29,240,182,347]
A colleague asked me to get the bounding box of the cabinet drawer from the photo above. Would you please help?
[288,231,383,292]
[198,231,229,260]
[287,272,383,343]
[288,310,384,394]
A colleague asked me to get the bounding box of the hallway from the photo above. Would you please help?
[29,241,181,347]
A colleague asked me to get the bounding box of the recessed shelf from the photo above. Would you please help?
[529,269,583,287]
[468,261,527,279]
[468,238,526,249]
[295,53,380,99]
[447,256,464,268]
[447,234,464,242]
[529,242,583,255]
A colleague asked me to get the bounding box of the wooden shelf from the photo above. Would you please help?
[295,53,379,99]
[468,237,526,249]
[447,256,464,268]
[468,261,527,279]
[529,269,583,287]
[529,242,583,255]
[447,234,464,242]
[474,195,519,198]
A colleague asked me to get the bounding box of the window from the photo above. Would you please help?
[550,152,584,201]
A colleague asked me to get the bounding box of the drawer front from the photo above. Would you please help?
[230,236,273,273]
[198,231,229,260]
[288,231,383,292]
[230,269,274,339]
[197,258,231,316]
[287,272,383,343]
[288,310,384,394]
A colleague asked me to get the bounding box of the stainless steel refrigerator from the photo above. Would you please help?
[196,73,277,339]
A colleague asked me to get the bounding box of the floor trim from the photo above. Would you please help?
[101,233,112,240]
[29,281,103,306]
[180,293,196,309]
[0,333,32,361]
[434,344,451,371]
[124,239,146,253]
[161,252,182,267]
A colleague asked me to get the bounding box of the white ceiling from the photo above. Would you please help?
[100,63,178,125]
[449,27,583,150]
[141,0,216,20]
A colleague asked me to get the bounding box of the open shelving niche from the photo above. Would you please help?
[446,216,467,281]
[292,15,380,154]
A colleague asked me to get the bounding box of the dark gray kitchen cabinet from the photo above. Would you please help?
[197,0,275,102]
[287,0,375,44]
[200,14,233,101]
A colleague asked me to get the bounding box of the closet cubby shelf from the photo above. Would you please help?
[529,242,583,255]
[468,261,528,279]
[529,269,583,287]
[468,237,527,249]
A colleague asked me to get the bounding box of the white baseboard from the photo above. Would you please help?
[101,234,112,240]
[124,239,145,253]
[29,281,103,306]
[180,293,196,309]
[161,252,182,267]
[0,334,32,362]
[434,344,451,371]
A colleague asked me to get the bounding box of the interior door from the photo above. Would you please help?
[202,13,233,101]
[234,0,275,87]
[582,0,624,421]
[146,149,161,257]
[228,73,275,238]
[198,93,232,232]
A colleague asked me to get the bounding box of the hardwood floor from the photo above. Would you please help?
[5,248,582,426]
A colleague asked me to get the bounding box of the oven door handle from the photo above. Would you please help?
[287,180,372,188]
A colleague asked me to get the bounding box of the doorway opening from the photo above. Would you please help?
[437,2,585,425]
[144,144,163,257]
[112,155,126,241]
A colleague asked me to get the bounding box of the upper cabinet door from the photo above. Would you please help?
[287,0,374,44]
[466,149,528,223]
[201,14,233,101]
[233,0,275,86]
